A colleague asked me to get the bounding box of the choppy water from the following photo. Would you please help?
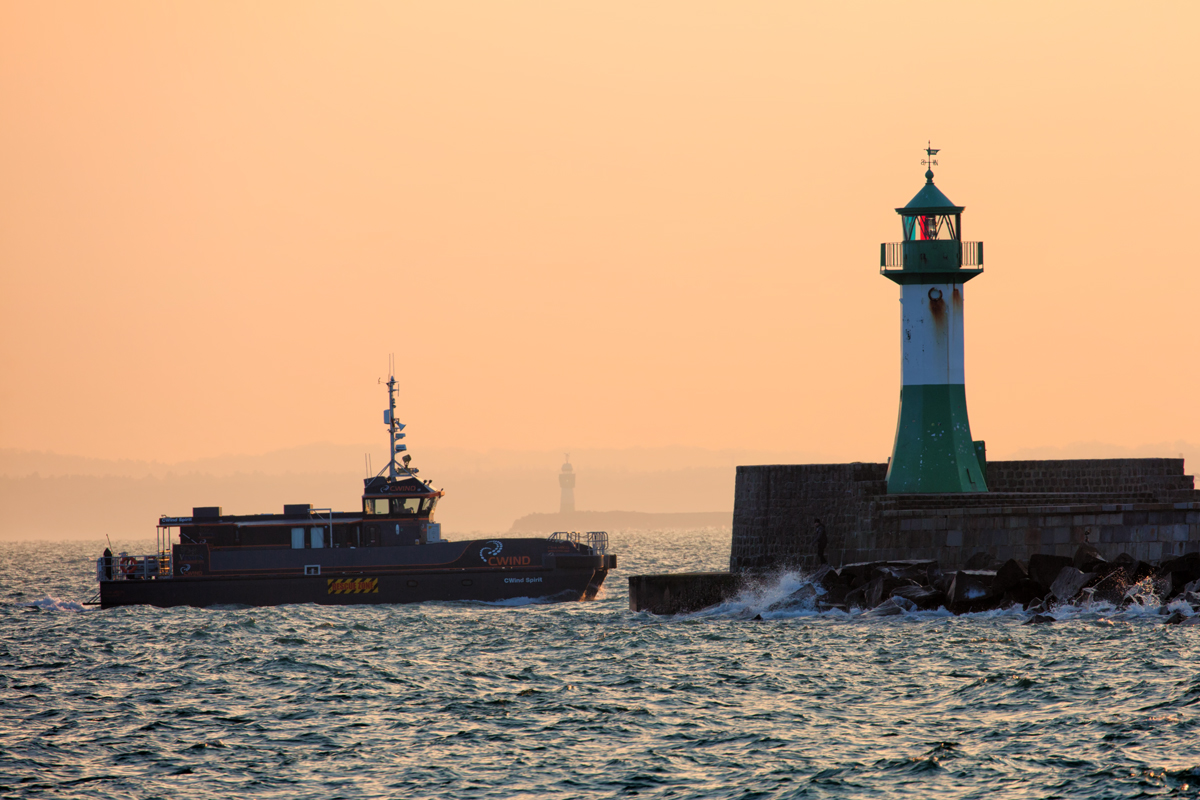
[3,531,1200,799]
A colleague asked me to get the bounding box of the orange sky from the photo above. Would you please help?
[1,1,1197,465]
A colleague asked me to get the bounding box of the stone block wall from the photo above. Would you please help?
[986,458,1194,499]
[730,458,1200,572]
[730,463,885,571]
[864,503,1200,568]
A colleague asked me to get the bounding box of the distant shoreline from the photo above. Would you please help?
[509,511,731,532]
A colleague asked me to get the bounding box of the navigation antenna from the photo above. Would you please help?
[380,353,417,482]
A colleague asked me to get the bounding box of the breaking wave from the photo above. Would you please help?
[17,594,87,612]
[682,569,1200,624]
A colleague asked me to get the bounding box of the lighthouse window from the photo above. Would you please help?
[904,214,959,241]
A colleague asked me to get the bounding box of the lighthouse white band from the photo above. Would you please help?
[900,282,965,386]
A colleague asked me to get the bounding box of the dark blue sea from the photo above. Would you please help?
[3,530,1200,799]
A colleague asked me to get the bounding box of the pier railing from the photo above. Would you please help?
[549,531,609,554]
[97,552,172,582]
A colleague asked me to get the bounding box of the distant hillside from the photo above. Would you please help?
[509,511,731,533]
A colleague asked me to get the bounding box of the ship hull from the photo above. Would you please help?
[99,565,611,609]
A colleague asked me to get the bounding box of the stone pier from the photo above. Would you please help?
[730,458,1200,572]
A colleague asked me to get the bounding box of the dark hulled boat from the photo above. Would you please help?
[94,374,615,609]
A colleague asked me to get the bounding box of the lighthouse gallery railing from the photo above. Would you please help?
[880,241,984,270]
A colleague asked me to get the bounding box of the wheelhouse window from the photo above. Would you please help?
[396,497,421,515]
[364,498,390,515]
[310,527,324,549]
[291,527,305,549]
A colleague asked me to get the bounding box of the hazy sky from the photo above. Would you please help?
[2,1,1197,465]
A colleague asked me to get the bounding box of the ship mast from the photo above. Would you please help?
[384,372,407,481]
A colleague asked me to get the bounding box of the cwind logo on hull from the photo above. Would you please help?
[480,541,503,561]
[479,540,532,566]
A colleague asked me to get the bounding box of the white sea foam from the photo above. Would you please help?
[691,569,825,620]
[683,568,1200,624]
[21,595,87,612]
[475,595,548,607]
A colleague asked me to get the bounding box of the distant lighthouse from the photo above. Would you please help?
[559,455,576,513]
[880,145,988,493]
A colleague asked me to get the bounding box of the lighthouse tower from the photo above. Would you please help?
[880,146,988,494]
[559,455,576,513]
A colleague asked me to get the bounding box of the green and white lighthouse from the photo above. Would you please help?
[881,146,988,494]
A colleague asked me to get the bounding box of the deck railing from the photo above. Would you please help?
[97,552,172,582]
[549,530,609,554]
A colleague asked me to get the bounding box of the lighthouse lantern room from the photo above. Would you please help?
[880,145,988,494]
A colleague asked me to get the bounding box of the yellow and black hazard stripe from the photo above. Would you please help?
[327,577,380,594]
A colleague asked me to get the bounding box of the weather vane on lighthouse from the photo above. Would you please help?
[921,141,939,168]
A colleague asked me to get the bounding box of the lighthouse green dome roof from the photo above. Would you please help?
[896,171,965,216]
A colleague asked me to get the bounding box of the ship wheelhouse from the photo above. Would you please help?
[164,473,444,556]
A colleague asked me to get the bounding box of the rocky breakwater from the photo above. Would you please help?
[778,548,1200,620]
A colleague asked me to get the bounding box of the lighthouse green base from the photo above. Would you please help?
[887,384,988,494]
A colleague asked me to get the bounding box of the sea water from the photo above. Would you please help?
[2,531,1200,799]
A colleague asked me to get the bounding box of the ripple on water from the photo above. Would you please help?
[4,535,1200,799]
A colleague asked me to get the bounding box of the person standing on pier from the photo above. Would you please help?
[814,518,828,566]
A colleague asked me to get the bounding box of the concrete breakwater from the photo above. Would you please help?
[627,458,1200,615]
[730,458,1200,572]
[628,547,1200,619]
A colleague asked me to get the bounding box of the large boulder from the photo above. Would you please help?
[1090,569,1130,605]
[810,564,837,587]
[1154,571,1195,601]
[843,585,868,610]
[865,575,919,608]
[1003,580,1044,607]
[1109,553,1154,582]
[821,583,849,605]
[1074,544,1106,573]
[862,595,918,617]
[884,559,938,576]
[1029,554,1074,592]
[1050,566,1094,603]
[874,563,935,585]
[1160,553,1200,581]
[841,560,937,589]
[964,551,996,570]
[947,570,996,608]
[993,559,1029,595]
[891,584,946,610]
[933,570,956,596]
[1158,554,1200,596]
[992,559,1042,606]
[767,583,819,612]
[839,562,889,590]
